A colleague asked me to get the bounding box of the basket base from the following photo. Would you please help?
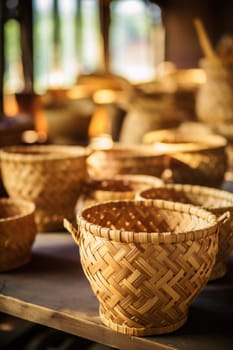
[99,309,188,336]
[209,261,227,281]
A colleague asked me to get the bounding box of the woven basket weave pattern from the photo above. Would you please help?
[77,175,163,211]
[66,200,219,336]
[0,145,88,231]
[138,184,233,280]
[171,148,227,186]
[142,130,227,187]
[87,146,227,187]
[0,198,37,272]
[2,158,86,201]
[80,230,217,335]
[87,147,165,179]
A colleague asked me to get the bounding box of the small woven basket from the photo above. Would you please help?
[0,145,89,232]
[142,128,228,187]
[87,143,167,179]
[76,174,163,212]
[137,184,233,280]
[64,199,220,336]
[0,198,37,272]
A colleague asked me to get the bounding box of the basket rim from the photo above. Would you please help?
[138,184,233,210]
[87,143,170,159]
[77,199,218,244]
[0,145,90,161]
[0,198,35,222]
[142,128,227,150]
[84,174,163,193]
[110,174,164,185]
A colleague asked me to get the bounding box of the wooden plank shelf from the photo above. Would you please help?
[0,233,233,350]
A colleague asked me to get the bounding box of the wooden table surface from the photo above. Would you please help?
[0,232,232,350]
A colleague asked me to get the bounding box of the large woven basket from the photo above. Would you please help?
[0,198,37,272]
[0,145,89,232]
[64,199,221,336]
[137,184,233,280]
[142,128,228,187]
[76,174,163,212]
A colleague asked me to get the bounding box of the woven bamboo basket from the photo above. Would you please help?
[0,145,89,232]
[76,174,164,212]
[137,184,233,280]
[142,128,228,187]
[0,198,37,272]
[64,199,222,336]
[87,143,168,179]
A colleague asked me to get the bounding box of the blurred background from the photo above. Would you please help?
[0,0,232,146]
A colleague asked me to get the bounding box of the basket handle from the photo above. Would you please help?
[217,211,231,225]
[63,218,80,245]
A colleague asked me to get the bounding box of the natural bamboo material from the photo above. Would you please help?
[0,198,37,271]
[142,129,228,187]
[87,143,172,180]
[137,184,233,280]
[64,199,221,336]
[76,174,163,212]
[0,145,89,231]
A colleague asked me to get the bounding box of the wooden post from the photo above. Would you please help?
[18,0,34,93]
[99,0,111,73]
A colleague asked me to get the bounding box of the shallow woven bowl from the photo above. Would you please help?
[142,129,228,187]
[0,198,37,272]
[0,145,89,232]
[137,184,233,280]
[76,174,163,212]
[64,199,219,336]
